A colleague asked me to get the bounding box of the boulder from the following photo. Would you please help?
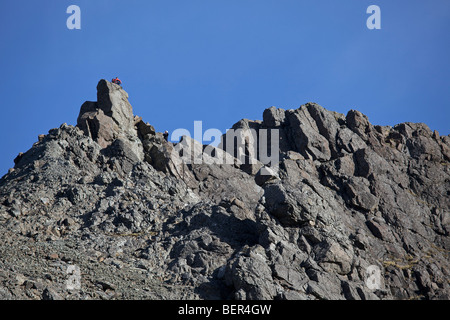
[263,106,286,127]
[285,106,331,161]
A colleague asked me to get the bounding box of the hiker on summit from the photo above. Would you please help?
[112,77,122,86]
[163,130,169,142]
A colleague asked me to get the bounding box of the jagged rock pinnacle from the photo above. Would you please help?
[77,79,143,160]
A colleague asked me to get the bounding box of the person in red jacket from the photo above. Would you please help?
[112,77,122,86]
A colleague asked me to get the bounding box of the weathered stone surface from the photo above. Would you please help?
[285,106,332,161]
[263,106,286,127]
[96,79,135,135]
[77,79,143,160]
[255,166,279,186]
[343,177,379,212]
[0,82,448,300]
[77,102,115,148]
[225,246,277,300]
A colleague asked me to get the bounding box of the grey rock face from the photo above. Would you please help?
[286,106,332,161]
[77,80,143,161]
[0,82,449,300]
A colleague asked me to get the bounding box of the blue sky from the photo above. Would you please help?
[1,0,449,176]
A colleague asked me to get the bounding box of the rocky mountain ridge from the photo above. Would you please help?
[0,79,448,300]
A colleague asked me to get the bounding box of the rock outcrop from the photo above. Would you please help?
[0,80,448,300]
[77,80,144,160]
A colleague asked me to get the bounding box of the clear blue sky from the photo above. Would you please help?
[1,0,449,176]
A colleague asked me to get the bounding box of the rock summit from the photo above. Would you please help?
[0,80,448,300]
